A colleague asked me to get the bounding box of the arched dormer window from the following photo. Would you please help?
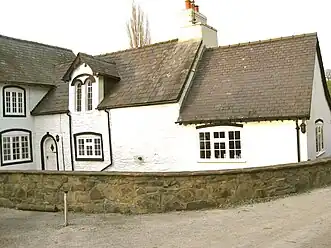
[2,86,26,117]
[315,119,324,156]
[86,78,93,111]
[75,81,82,112]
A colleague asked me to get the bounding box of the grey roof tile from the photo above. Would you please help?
[0,34,75,85]
[178,33,319,123]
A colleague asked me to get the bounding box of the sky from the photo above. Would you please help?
[1,0,330,68]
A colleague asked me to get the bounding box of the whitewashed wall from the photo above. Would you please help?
[108,103,305,172]
[0,83,50,170]
[68,63,111,171]
[307,53,331,159]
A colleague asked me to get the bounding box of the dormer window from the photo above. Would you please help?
[73,77,95,112]
[3,86,26,117]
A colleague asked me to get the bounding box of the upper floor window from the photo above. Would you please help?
[198,127,242,161]
[76,81,82,112]
[73,132,104,161]
[0,129,32,166]
[86,79,93,111]
[3,86,26,117]
[315,119,324,156]
[73,77,95,112]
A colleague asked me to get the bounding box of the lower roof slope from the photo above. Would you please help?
[178,33,322,123]
[0,34,75,85]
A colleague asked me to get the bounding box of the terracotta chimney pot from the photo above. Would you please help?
[194,5,199,12]
[185,0,192,9]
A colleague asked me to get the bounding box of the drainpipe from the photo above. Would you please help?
[66,112,74,171]
[101,109,113,171]
[296,120,301,162]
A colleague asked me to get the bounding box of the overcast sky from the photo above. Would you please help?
[1,0,330,68]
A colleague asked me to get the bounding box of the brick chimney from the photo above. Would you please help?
[178,1,218,48]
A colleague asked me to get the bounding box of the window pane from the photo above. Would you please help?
[86,145,93,155]
[219,132,225,138]
[21,136,29,159]
[200,142,205,149]
[235,141,241,149]
[235,131,240,139]
[5,92,11,113]
[200,151,205,159]
[229,141,234,149]
[214,143,219,149]
[78,139,85,155]
[220,143,225,149]
[205,132,210,140]
[229,131,234,140]
[221,150,226,158]
[18,92,23,113]
[199,133,204,140]
[214,132,219,138]
[206,150,211,159]
[206,141,210,149]
[230,150,235,159]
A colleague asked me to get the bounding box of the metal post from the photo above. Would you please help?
[64,191,68,226]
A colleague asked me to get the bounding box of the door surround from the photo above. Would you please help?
[40,132,59,171]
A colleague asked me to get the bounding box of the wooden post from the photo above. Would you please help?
[64,191,68,226]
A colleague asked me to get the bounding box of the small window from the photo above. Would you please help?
[74,132,103,161]
[198,129,242,160]
[1,129,32,166]
[86,79,93,111]
[315,119,324,155]
[3,86,26,117]
[76,82,82,112]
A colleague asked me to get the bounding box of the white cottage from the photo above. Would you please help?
[1,1,331,172]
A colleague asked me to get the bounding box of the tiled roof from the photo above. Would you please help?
[0,34,75,85]
[31,62,72,115]
[31,39,202,115]
[178,33,323,123]
[97,39,202,109]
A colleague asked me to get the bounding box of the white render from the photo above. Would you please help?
[306,54,331,160]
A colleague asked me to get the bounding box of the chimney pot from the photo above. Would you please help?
[194,5,199,12]
[185,0,192,9]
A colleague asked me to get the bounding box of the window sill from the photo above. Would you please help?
[2,159,32,166]
[316,150,326,158]
[198,159,246,164]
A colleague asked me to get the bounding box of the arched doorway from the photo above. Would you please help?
[40,133,59,171]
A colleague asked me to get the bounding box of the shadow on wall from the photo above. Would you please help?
[0,157,331,214]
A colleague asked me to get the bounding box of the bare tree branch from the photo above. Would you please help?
[325,69,331,81]
[126,0,151,48]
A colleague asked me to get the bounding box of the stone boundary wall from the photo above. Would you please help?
[1,158,331,214]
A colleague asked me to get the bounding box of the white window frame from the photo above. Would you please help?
[3,86,26,117]
[315,119,325,157]
[197,126,245,163]
[74,133,103,161]
[1,129,32,166]
[73,77,95,113]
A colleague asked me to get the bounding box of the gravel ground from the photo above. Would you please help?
[1,187,331,248]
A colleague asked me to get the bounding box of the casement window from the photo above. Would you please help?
[76,82,82,112]
[3,86,26,117]
[0,129,32,166]
[74,77,95,112]
[198,128,242,161]
[315,119,324,155]
[86,79,93,111]
[74,132,103,161]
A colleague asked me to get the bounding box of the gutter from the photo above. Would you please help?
[295,120,301,162]
[101,109,113,171]
[66,112,74,171]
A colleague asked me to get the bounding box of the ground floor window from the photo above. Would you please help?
[1,129,32,166]
[198,127,242,161]
[74,132,104,161]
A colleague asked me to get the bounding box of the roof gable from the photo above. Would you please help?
[178,33,319,123]
[62,52,120,82]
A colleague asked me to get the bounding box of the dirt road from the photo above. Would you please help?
[1,187,331,248]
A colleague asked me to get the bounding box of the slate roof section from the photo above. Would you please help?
[31,39,202,115]
[178,33,322,123]
[31,62,73,115]
[0,34,75,85]
[62,52,119,82]
[97,39,202,109]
